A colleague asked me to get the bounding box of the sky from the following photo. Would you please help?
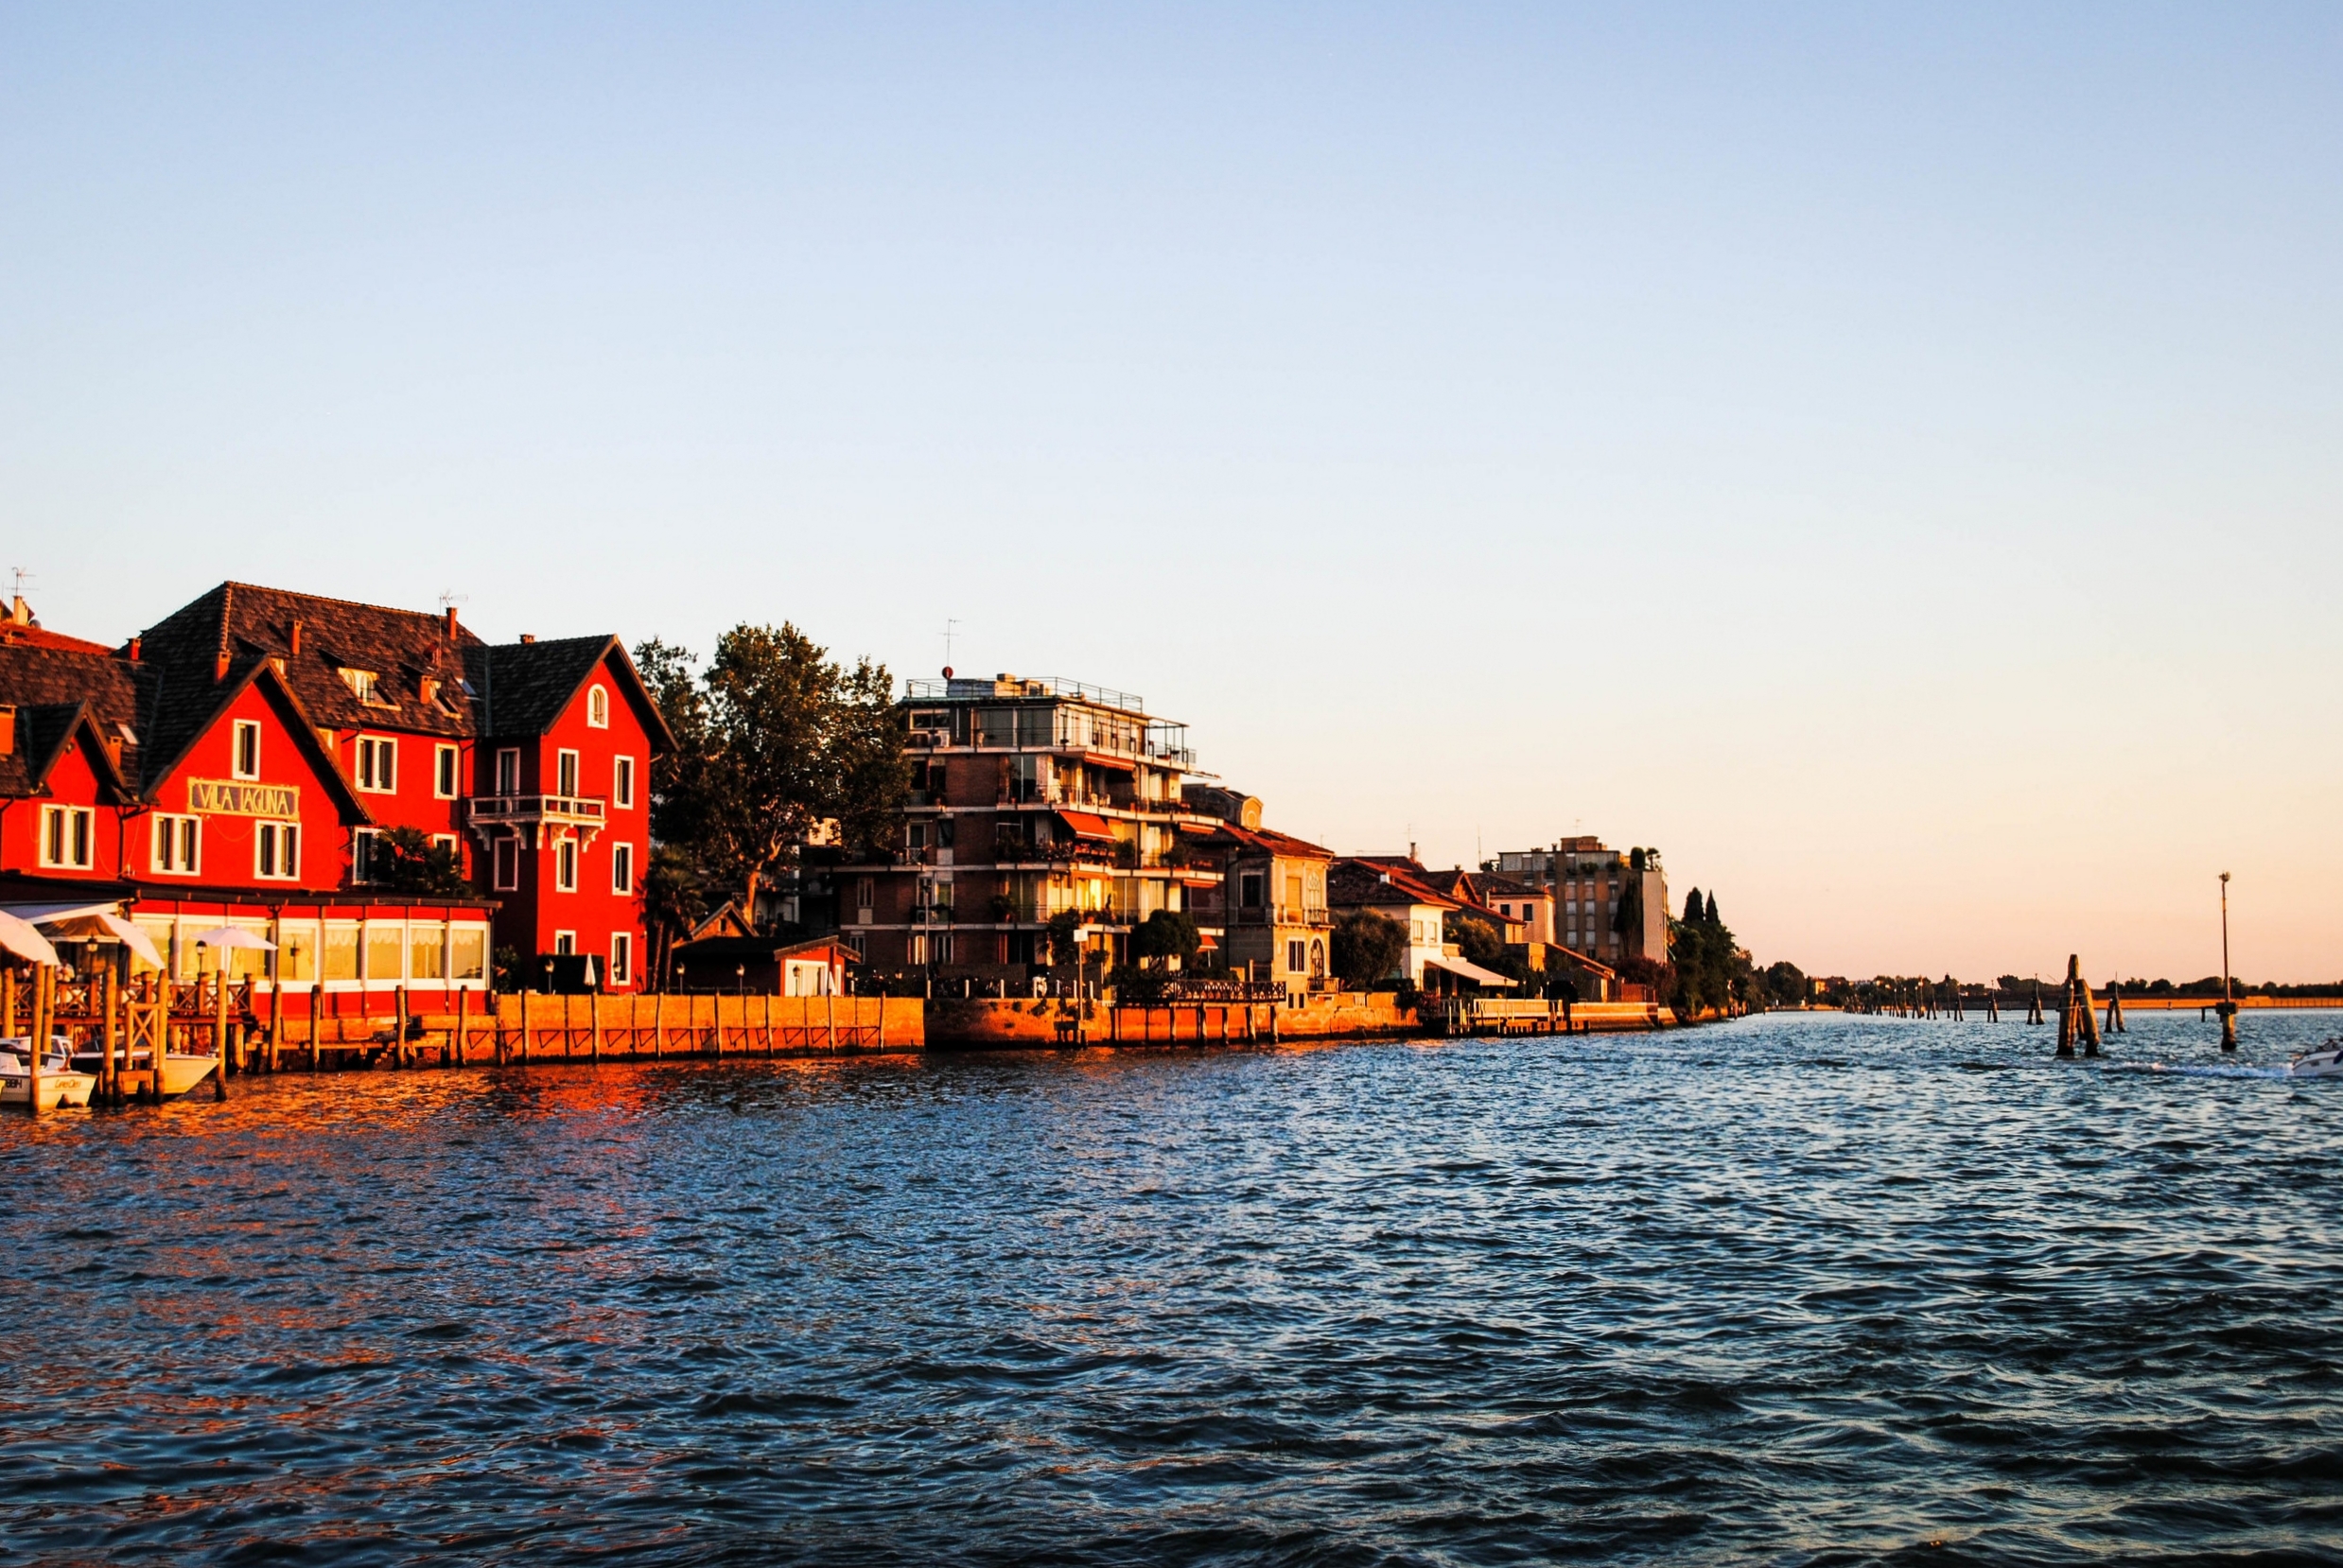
[5,4,2340,982]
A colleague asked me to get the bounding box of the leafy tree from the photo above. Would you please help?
[1130,909,1200,968]
[638,626,909,923]
[1614,876,1643,949]
[1330,910,1408,990]
[1762,960,1807,1006]
[369,827,468,897]
[640,843,708,987]
[1445,913,1526,984]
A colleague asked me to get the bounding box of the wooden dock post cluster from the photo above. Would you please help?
[2054,954,2103,1059]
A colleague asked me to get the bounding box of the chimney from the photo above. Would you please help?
[1408,841,1418,862]
[289,619,303,657]
[0,706,14,755]
[8,596,28,626]
[445,606,459,639]
[518,634,535,644]
[126,636,142,662]
[215,650,231,682]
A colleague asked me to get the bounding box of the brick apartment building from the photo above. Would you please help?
[831,673,1224,977]
[1483,836,1669,968]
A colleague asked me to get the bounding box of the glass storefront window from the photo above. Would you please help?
[450,927,487,982]
[276,924,318,983]
[365,925,404,984]
[323,925,359,982]
[410,923,446,982]
[133,920,172,976]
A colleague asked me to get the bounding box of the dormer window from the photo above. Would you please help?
[587,685,609,728]
[339,667,396,708]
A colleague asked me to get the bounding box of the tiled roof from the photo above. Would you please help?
[466,636,674,747]
[0,645,150,799]
[1328,858,1462,912]
[138,582,484,740]
[0,622,116,655]
[1471,872,1545,899]
[1211,821,1334,860]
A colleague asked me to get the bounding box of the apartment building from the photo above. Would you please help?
[1483,836,1669,967]
[832,673,1223,975]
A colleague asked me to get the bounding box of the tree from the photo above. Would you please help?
[1762,960,1808,1007]
[1130,909,1200,969]
[1330,910,1408,990]
[1704,891,1720,925]
[640,843,708,988]
[1684,887,1705,923]
[368,827,468,897]
[639,625,909,925]
[1444,913,1525,983]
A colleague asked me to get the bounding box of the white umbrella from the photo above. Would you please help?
[0,911,60,967]
[194,926,276,951]
[26,905,166,970]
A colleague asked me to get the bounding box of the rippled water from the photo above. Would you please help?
[4,1010,2341,1565]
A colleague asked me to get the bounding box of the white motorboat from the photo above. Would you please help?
[0,1037,96,1110]
[2287,1041,2343,1079]
[67,1045,220,1098]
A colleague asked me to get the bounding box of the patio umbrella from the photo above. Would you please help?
[29,906,166,970]
[0,911,60,967]
[193,926,276,951]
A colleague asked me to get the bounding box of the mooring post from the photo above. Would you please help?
[652,990,663,1060]
[2106,982,2125,1035]
[2077,967,2103,1058]
[589,988,602,1062]
[213,969,232,1099]
[26,963,47,1117]
[519,987,531,1066]
[2218,871,2238,1052]
[2055,956,2078,1057]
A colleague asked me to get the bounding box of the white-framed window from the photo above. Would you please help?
[254,821,300,880]
[38,805,94,869]
[450,926,487,982]
[555,835,578,892]
[434,743,459,799]
[352,827,383,884]
[492,835,519,891]
[364,922,403,983]
[609,932,632,986]
[355,736,396,793]
[611,842,634,896]
[495,747,520,795]
[553,931,576,956]
[430,831,460,857]
[151,813,201,875]
[614,755,636,809]
[232,720,261,779]
[587,685,609,728]
[555,748,579,797]
[1286,939,1306,972]
[855,876,874,924]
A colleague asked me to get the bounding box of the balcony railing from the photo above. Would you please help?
[1230,904,1331,927]
[467,793,606,826]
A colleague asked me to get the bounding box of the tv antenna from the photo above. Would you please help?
[9,566,32,598]
[941,618,961,668]
[438,589,470,612]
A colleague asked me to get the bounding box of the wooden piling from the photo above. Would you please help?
[452,991,467,1066]
[652,990,663,1059]
[100,958,120,1106]
[212,970,232,1099]
[2,963,14,1038]
[589,989,602,1062]
[518,987,531,1065]
[2106,983,2125,1034]
[26,963,46,1117]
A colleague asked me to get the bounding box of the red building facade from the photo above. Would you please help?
[0,584,669,996]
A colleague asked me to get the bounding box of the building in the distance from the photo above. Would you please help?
[1180,786,1333,1001]
[831,672,1223,979]
[1483,836,1669,968]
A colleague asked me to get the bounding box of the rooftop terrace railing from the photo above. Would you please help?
[906,675,1148,713]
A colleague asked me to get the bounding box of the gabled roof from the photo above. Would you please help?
[138,582,485,740]
[467,636,675,752]
[0,622,115,655]
[4,702,135,802]
[134,659,373,826]
[0,643,151,798]
[1328,858,1462,912]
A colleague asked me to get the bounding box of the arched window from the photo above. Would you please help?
[1309,939,1325,978]
[587,685,609,728]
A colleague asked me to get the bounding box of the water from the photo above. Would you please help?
[4,1010,2341,1565]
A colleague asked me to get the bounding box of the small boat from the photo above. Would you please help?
[66,1046,220,1098]
[0,1037,97,1111]
[2287,1041,2343,1078]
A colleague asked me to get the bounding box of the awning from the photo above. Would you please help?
[1058,811,1116,841]
[0,911,60,967]
[1425,954,1517,987]
[1078,753,1137,773]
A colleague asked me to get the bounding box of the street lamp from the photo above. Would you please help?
[2217,872,2238,1052]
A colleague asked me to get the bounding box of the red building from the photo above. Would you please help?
[0,584,668,998]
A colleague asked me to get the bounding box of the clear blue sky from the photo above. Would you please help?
[7,4,2340,980]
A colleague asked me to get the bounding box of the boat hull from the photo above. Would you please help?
[68,1051,221,1098]
[0,1070,97,1110]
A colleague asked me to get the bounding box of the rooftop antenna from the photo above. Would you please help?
[942,618,961,670]
[437,589,470,612]
[9,566,32,598]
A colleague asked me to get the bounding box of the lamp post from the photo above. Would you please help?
[2218,871,2238,1052]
